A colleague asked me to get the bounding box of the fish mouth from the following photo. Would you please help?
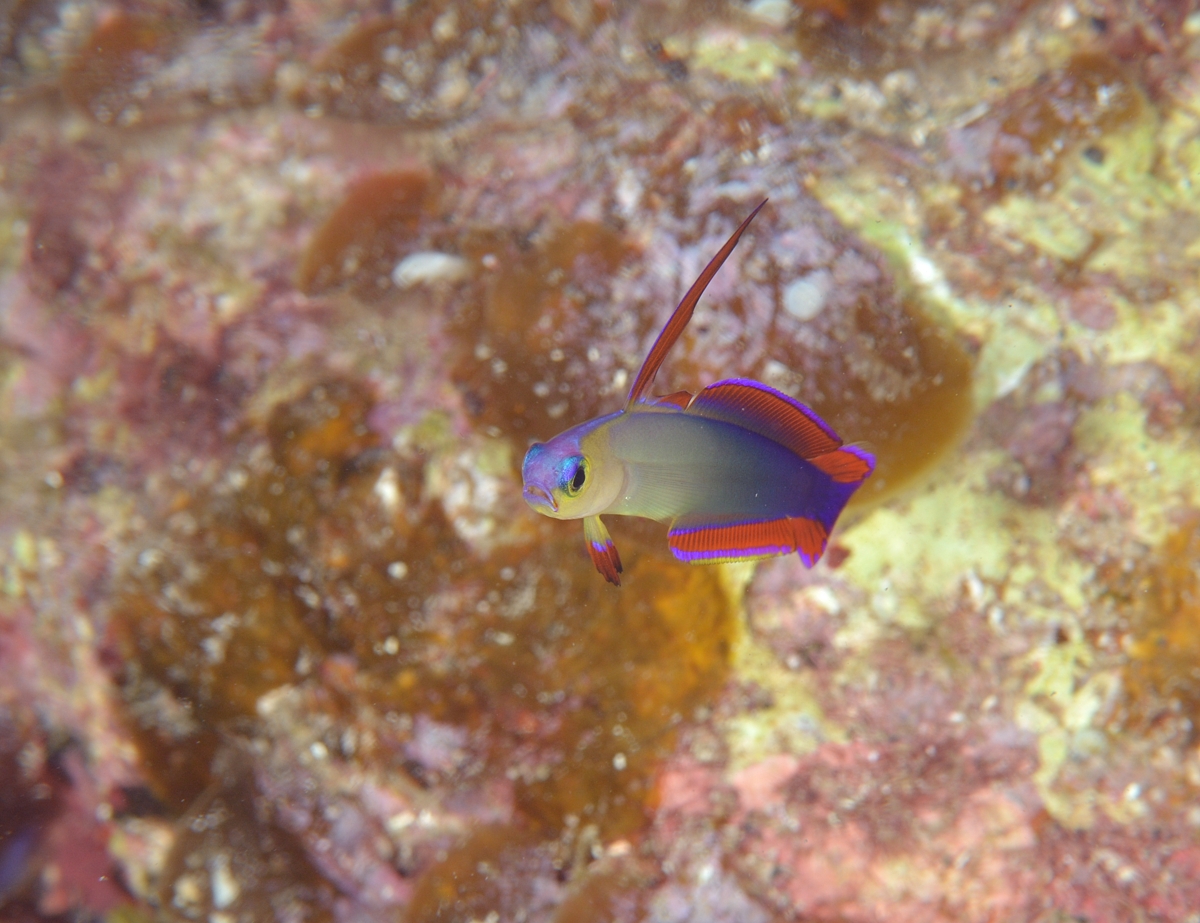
[522,483,558,513]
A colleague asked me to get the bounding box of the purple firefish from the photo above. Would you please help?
[521,201,874,585]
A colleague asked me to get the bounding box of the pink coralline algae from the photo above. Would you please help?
[3,1,1200,921]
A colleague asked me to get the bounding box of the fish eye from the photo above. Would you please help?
[560,455,588,497]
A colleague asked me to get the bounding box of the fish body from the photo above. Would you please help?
[521,202,874,584]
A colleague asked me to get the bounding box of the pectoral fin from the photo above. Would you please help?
[584,515,623,586]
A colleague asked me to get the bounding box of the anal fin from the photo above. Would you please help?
[668,516,829,568]
[584,515,623,586]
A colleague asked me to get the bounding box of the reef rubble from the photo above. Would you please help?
[2,1,1200,921]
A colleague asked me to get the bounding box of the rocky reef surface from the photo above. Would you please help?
[2,1,1200,921]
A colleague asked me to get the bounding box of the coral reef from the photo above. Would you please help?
[3,0,1200,921]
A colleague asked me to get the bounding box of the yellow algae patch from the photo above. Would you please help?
[832,446,1094,677]
[1091,297,1196,380]
[1074,393,1200,547]
[984,195,1095,262]
[689,30,797,84]
[839,454,1015,608]
[722,629,837,772]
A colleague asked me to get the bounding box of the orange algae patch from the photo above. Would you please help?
[159,759,337,923]
[793,0,885,22]
[984,52,1146,194]
[113,373,736,856]
[373,530,735,840]
[112,509,325,724]
[497,545,734,836]
[548,855,656,923]
[295,6,512,124]
[110,379,380,731]
[297,169,437,296]
[1115,514,1200,730]
[452,219,639,443]
[268,379,379,478]
[124,721,220,812]
[406,826,550,922]
[407,827,655,923]
[770,297,974,504]
[452,210,972,503]
[843,300,974,502]
[62,12,176,124]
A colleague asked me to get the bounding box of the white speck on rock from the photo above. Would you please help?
[172,873,203,910]
[745,0,792,26]
[615,168,643,217]
[909,251,941,286]
[374,466,402,512]
[783,269,832,321]
[391,252,470,288]
[209,853,240,910]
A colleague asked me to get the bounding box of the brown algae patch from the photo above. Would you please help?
[993,53,1147,193]
[452,204,974,508]
[297,169,440,297]
[61,12,179,125]
[774,296,974,505]
[1106,512,1200,734]
[111,374,738,888]
[157,757,338,923]
[450,218,639,446]
[294,6,522,125]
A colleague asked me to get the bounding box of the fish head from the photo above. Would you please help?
[521,416,621,521]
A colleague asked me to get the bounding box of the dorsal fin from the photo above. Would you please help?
[625,201,767,408]
[649,391,694,409]
[686,378,842,459]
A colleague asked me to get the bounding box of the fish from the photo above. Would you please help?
[520,201,874,585]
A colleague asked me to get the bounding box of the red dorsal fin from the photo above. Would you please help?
[626,201,767,408]
[650,390,694,409]
[668,516,829,568]
[687,378,842,459]
[809,445,875,484]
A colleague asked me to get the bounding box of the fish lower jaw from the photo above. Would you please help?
[522,484,560,515]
